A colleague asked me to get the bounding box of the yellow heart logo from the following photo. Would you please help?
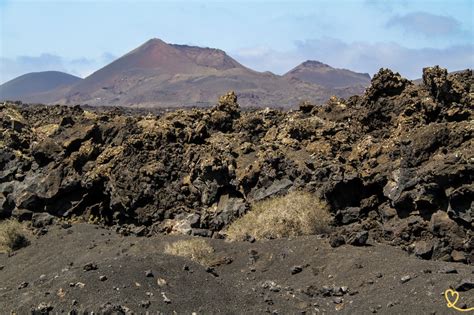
[445,289,459,308]
[444,288,474,312]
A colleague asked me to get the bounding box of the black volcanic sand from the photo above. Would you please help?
[0,223,473,314]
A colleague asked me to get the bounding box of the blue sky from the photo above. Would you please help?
[0,0,473,83]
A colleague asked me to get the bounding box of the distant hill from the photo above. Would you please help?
[284,60,371,88]
[0,71,82,102]
[1,39,370,108]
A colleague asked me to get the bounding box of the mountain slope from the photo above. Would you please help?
[0,71,82,102]
[49,39,365,107]
[5,40,370,108]
[284,61,371,88]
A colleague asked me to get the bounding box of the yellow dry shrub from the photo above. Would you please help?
[164,239,215,266]
[226,191,332,241]
[0,219,29,253]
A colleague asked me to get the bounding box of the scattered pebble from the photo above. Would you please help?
[61,223,72,229]
[99,275,107,281]
[161,292,171,304]
[455,279,474,292]
[400,275,411,283]
[205,267,219,277]
[291,265,303,275]
[18,281,28,289]
[157,278,167,286]
[139,300,151,308]
[145,270,154,277]
[438,266,457,274]
[333,297,343,304]
[83,263,98,271]
[35,302,53,313]
[329,235,345,248]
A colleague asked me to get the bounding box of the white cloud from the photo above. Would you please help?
[386,12,464,37]
[294,38,474,78]
[230,46,303,74]
[231,37,474,79]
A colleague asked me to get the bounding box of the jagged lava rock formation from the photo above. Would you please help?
[0,66,472,263]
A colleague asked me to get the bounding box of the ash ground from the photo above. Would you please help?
[1,223,472,314]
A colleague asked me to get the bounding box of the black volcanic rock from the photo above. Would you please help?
[0,67,472,265]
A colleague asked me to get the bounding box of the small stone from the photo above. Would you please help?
[451,250,467,263]
[35,302,53,312]
[455,279,474,292]
[291,266,303,275]
[347,231,369,246]
[72,300,78,306]
[333,287,344,296]
[145,270,154,277]
[140,300,151,308]
[99,275,107,281]
[161,292,171,304]
[18,281,28,289]
[400,275,411,283]
[413,241,433,259]
[75,282,85,288]
[205,267,219,277]
[244,235,256,243]
[458,303,468,310]
[0,265,4,271]
[438,266,457,274]
[320,286,333,296]
[157,278,167,286]
[333,297,343,304]
[61,223,72,229]
[83,263,98,271]
[263,294,273,304]
[32,212,55,228]
[329,235,345,248]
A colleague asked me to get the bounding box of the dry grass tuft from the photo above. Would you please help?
[226,191,332,241]
[164,239,215,266]
[0,220,30,253]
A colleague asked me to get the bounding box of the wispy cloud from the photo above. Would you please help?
[231,46,302,74]
[386,12,464,37]
[0,52,116,84]
[295,38,474,78]
[232,37,474,79]
[364,0,410,12]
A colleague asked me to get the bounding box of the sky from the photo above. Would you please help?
[0,0,473,83]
